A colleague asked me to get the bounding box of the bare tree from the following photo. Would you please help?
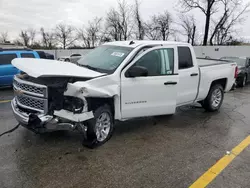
[0,32,8,43]
[13,39,23,46]
[78,18,102,48]
[28,29,36,45]
[210,0,250,45]
[19,29,36,47]
[40,27,55,49]
[144,11,172,41]
[157,11,172,41]
[105,0,133,41]
[118,0,133,40]
[99,29,112,44]
[88,17,102,47]
[180,0,220,46]
[144,16,161,40]
[19,30,30,46]
[55,23,76,49]
[134,0,144,40]
[78,27,91,48]
[179,14,197,45]
[106,8,122,41]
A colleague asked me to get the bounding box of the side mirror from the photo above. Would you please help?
[126,66,148,77]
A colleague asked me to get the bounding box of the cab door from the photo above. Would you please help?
[177,47,199,105]
[120,46,179,119]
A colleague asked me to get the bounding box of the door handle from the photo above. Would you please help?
[190,73,198,76]
[164,81,177,85]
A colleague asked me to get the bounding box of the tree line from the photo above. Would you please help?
[0,0,249,49]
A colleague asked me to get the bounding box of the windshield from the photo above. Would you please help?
[221,57,246,66]
[77,45,133,73]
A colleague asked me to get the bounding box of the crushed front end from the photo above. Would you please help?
[11,74,94,133]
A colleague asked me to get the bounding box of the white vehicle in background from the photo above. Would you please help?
[11,41,237,148]
[58,53,82,64]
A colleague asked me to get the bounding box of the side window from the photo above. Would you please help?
[178,47,193,69]
[133,48,174,76]
[0,54,17,65]
[20,53,35,58]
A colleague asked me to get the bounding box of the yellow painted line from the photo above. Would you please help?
[0,100,11,104]
[189,135,250,188]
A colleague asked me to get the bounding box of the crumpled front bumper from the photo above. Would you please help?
[11,99,52,125]
[11,98,94,133]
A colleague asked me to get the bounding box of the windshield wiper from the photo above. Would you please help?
[80,64,98,71]
[77,63,110,74]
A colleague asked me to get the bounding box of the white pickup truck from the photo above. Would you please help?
[11,41,237,148]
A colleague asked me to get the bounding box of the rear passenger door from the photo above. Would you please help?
[177,46,199,105]
[0,53,18,86]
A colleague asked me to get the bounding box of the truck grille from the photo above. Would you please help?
[13,79,45,96]
[13,75,47,98]
[16,94,47,113]
[13,75,48,113]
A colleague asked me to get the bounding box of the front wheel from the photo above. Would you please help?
[201,84,224,112]
[82,105,114,148]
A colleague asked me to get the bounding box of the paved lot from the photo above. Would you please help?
[0,87,250,188]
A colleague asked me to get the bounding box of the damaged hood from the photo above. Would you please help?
[12,58,105,78]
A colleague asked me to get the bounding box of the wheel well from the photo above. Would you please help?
[210,78,227,90]
[86,97,114,114]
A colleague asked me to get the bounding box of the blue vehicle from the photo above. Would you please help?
[0,49,40,86]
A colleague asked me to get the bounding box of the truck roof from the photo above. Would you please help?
[103,40,190,48]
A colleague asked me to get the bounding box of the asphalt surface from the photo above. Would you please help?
[1,86,250,188]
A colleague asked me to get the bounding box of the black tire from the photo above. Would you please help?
[202,84,224,112]
[65,58,70,62]
[82,105,114,149]
[238,75,247,87]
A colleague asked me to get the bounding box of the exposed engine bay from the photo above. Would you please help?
[16,73,91,115]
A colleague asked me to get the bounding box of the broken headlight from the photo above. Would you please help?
[63,96,86,114]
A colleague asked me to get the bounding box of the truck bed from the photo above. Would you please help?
[197,58,232,67]
[196,58,236,102]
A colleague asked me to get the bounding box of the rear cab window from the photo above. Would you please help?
[178,47,193,69]
[20,53,35,58]
[0,53,17,65]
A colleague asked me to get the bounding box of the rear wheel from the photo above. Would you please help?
[82,105,114,148]
[202,84,224,112]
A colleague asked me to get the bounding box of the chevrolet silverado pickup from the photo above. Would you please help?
[11,41,237,148]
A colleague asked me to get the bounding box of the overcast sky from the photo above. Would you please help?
[1,0,250,41]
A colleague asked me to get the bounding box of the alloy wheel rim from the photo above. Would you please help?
[95,112,111,142]
[211,89,222,108]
